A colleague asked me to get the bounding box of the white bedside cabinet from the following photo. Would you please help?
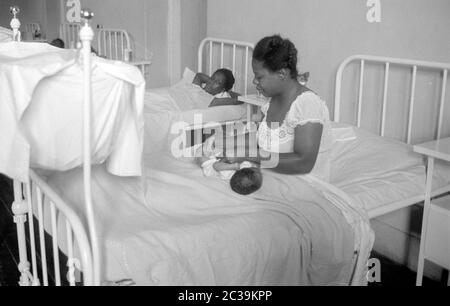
[413,137,450,286]
[424,196,450,269]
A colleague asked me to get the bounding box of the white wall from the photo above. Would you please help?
[180,0,207,72]
[73,0,169,88]
[207,0,450,140]
[1,0,207,89]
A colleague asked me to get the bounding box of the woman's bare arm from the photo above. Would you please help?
[225,122,323,174]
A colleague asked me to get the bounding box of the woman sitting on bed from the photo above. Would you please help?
[192,68,243,107]
[224,35,332,181]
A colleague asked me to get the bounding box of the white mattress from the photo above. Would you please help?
[330,124,450,217]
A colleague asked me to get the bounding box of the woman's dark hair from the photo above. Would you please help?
[253,35,299,79]
[215,68,235,91]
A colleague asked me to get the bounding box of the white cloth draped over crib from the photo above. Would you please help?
[0,42,145,182]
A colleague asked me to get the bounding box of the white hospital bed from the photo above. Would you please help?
[333,55,450,218]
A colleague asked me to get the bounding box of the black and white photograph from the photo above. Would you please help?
[0,0,449,290]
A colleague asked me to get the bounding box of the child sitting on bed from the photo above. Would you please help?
[195,135,262,195]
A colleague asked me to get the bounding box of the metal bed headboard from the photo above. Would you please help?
[198,37,255,96]
[97,28,152,79]
[59,22,81,48]
[335,55,450,144]
[97,28,131,61]
[25,22,40,34]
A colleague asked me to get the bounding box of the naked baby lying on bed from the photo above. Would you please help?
[194,135,262,195]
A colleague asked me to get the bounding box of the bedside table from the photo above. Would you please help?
[413,137,450,286]
[238,94,268,123]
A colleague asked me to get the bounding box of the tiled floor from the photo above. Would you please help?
[0,173,447,286]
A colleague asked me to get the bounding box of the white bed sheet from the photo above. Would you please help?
[45,149,372,285]
[330,124,450,214]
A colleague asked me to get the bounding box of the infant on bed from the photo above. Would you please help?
[195,135,262,195]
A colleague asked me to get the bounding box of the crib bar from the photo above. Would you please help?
[36,186,49,286]
[437,69,447,140]
[120,34,124,60]
[407,65,417,144]
[25,182,39,286]
[244,47,249,96]
[103,32,107,57]
[115,32,119,60]
[380,62,390,137]
[108,32,112,59]
[209,41,213,76]
[65,220,76,286]
[357,60,365,127]
[220,42,224,68]
[12,180,31,286]
[50,202,61,286]
[29,170,94,286]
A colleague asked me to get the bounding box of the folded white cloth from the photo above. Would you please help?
[0,42,145,181]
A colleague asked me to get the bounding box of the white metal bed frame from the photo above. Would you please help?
[6,6,99,286]
[96,28,152,78]
[59,22,81,49]
[335,55,450,218]
[25,22,40,36]
[5,7,449,285]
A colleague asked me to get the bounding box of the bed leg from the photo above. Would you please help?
[12,180,32,286]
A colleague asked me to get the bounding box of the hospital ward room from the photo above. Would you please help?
[0,0,449,289]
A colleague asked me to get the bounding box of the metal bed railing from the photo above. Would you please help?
[335,55,450,144]
[97,28,152,79]
[335,54,450,218]
[7,6,98,286]
[59,22,81,49]
[198,37,255,96]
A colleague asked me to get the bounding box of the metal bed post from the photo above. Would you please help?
[10,6,21,42]
[9,6,32,287]
[79,9,101,286]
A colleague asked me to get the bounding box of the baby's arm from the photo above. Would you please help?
[212,160,240,172]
